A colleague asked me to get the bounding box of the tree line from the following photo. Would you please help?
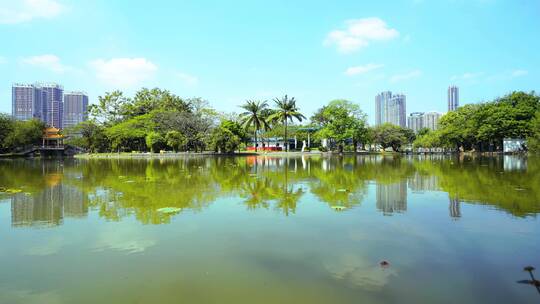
[413,91,540,152]
[0,88,538,154]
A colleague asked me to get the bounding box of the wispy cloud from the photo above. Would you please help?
[390,69,422,82]
[90,57,158,88]
[452,69,527,84]
[324,17,399,53]
[22,54,70,73]
[511,69,528,78]
[345,63,384,76]
[0,0,65,24]
[450,72,484,82]
[174,71,199,86]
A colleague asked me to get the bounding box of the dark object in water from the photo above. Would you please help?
[524,266,536,272]
[517,279,540,287]
[519,265,540,295]
[380,260,390,268]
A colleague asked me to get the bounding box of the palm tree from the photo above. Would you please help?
[240,100,270,152]
[268,95,306,152]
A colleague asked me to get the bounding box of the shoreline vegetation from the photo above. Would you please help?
[1,88,539,157]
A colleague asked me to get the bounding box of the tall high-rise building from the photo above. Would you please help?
[448,85,459,112]
[375,91,406,127]
[375,91,392,126]
[388,94,407,127]
[11,83,46,121]
[12,83,65,128]
[424,111,442,131]
[63,92,89,129]
[407,112,424,133]
[39,83,64,129]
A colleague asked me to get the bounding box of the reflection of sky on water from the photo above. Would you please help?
[325,254,397,291]
[92,222,157,254]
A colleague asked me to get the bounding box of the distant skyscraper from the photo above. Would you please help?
[407,112,424,133]
[11,83,45,121]
[375,91,406,127]
[12,82,66,128]
[39,83,64,129]
[448,85,459,112]
[388,94,407,127]
[375,91,392,126]
[424,111,442,131]
[63,92,89,129]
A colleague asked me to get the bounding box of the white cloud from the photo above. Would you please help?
[324,18,399,53]
[174,71,199,86]
[345,63,384,76]
[0,56,6,64]
[0,0,64,24]
[390,69,422,82]
[511,69,528,78]
[90,57,158,88]
[22,54,70,73]
[451,72,484,81]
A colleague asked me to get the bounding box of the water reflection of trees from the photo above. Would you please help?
[1,155,538,227]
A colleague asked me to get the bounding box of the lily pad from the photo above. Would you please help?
[0,187,23,194]
[157,207,182,214]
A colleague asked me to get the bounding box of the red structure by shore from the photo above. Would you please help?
[246,146,282,152]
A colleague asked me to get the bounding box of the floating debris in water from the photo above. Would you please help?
[380,260,390,268]
[157,207,182,214]
[331,206,346,211]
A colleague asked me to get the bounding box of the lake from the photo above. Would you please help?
[0,155,539,303]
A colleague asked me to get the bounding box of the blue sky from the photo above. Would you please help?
[0,0,538,124]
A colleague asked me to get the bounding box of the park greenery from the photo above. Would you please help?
[0,114,45,154]
[1,88,539,154]
[413,91,540,152]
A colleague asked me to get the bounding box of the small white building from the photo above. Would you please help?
[503,138,526,153]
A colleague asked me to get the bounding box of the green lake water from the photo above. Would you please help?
[0,155,539,303]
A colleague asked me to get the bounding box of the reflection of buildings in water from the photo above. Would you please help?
[448,197,461,219]
[11,184,88,228]
[376,181,407,215]
[408,173,439,192]
[503,156,527,172]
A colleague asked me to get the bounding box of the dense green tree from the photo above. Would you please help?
[0,114,15,152]
[88,90,129,125]
[267,95,306,152]
[123,88,192,118]
[2,119,45,152]
[240,100,270,151]
[65,120,109,153]
[527,110,540,153]
[145,131,166,152]
[210,120,245,153]
[313,100,368,153]
[372,123,408,152]
[105,114,154,152]
[165,130,188,152]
